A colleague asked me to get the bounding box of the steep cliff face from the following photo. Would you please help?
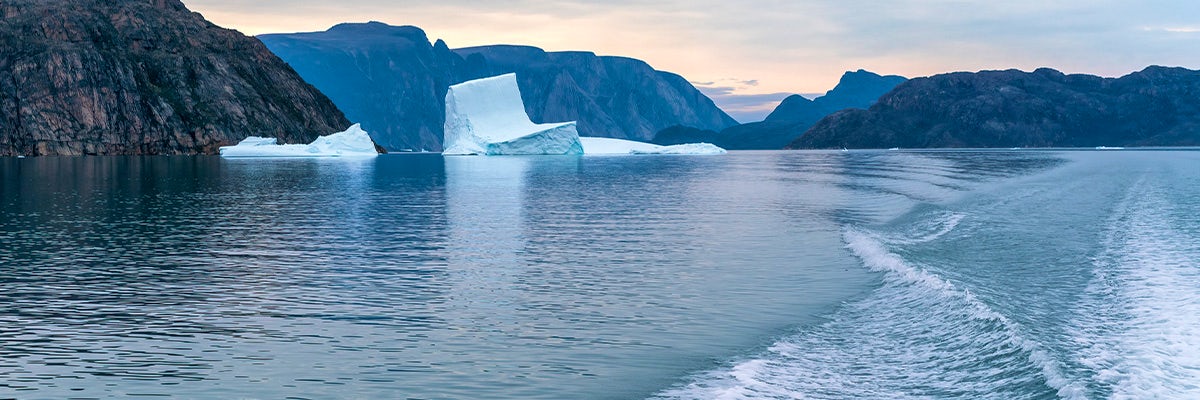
[260,22,463,152]
[792,67,1200,149]
[454,45,738,142]
[654,70,905,149]
[260,23,736,151]
[0,0,349,156]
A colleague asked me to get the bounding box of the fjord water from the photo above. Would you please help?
[1,150,1197,399]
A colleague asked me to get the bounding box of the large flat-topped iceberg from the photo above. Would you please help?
[580,137,726,155]
[443,73,583,155]
[441,73,725,156]
[220,124,379,158]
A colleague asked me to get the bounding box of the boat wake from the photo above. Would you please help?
[1068,178,1200,398]
[884,211,966,245]
[654,217,1086,399]
[653,151,1200,400]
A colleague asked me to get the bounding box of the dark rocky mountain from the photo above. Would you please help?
[0,0,349,156]
[654,70,906,149]
[259,22,465,152]
[453,45,738,142]
[653,125,721,147]
[260,22,737,152]
[792,66,1200,149]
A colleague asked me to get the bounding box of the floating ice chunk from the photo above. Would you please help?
[307,124,379,155]
[580,137,726,155]
[442,74,583,156]
[638,143,727,155]
[578,137,662,154]
[219,124,379,158]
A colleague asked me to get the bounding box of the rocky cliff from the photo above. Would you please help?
[260,22,737,152]
[454,45,738,142]
[259,22,463,152]
[792,67,1200,149]
[654,70,906,149]
[0,0,349,156]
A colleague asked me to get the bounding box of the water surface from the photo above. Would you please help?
[2,150,1197,399]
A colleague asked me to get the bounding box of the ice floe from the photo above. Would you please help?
[219,124,379,158]
[579,137,726,155]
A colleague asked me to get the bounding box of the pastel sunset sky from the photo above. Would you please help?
[184,0,1200,122]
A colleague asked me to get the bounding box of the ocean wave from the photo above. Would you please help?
[654,224,1086,400]
[1069,178,1200,398]
[885,212,966,245]
[843,229,1086,399]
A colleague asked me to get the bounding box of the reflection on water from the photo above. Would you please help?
[654,151,1200,400]
[0,151,1066,399]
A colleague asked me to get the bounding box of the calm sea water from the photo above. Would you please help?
[1,150,1197,399]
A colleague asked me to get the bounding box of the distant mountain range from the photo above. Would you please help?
[654,70,906,149]
[5,5,1200,156]
[793,66,1200,149]
[259,22,736,152]
[454,45,738,142]
[0,0,348,156]
[257,24,460,152]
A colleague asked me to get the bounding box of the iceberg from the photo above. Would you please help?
[440,73,724,156]
[442,73,583,155]
[219,124,379,158]
[580,137,726,155]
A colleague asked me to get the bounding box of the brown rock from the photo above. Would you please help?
[0,0,351,156]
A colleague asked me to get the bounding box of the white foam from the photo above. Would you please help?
[844,229,957,291]
[654,226,1086,400]
[1070,178,1200,398]
[886,212,966,245]
[844,229,1086,399]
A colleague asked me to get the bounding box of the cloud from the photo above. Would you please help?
[692,79,793,123]
[1144,26,1200,33]
[183,0,1200,94]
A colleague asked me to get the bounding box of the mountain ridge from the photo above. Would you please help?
[0,0,349,156]
[654,70,906,149]
[259,22,737,152]
[791,66,1200,149]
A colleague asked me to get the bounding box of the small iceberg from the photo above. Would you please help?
[1095,146,1125,150]
[580,137,725,155]
[219,124,379,158]
[442,74,582,155]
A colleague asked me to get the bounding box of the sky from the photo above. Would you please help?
[184,0,1200,122]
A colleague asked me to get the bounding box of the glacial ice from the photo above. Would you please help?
[580,137,727,155]
[442,73,583,155]
[440,73,725,156]
[578,137,661,154]
[219,124,379,158]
